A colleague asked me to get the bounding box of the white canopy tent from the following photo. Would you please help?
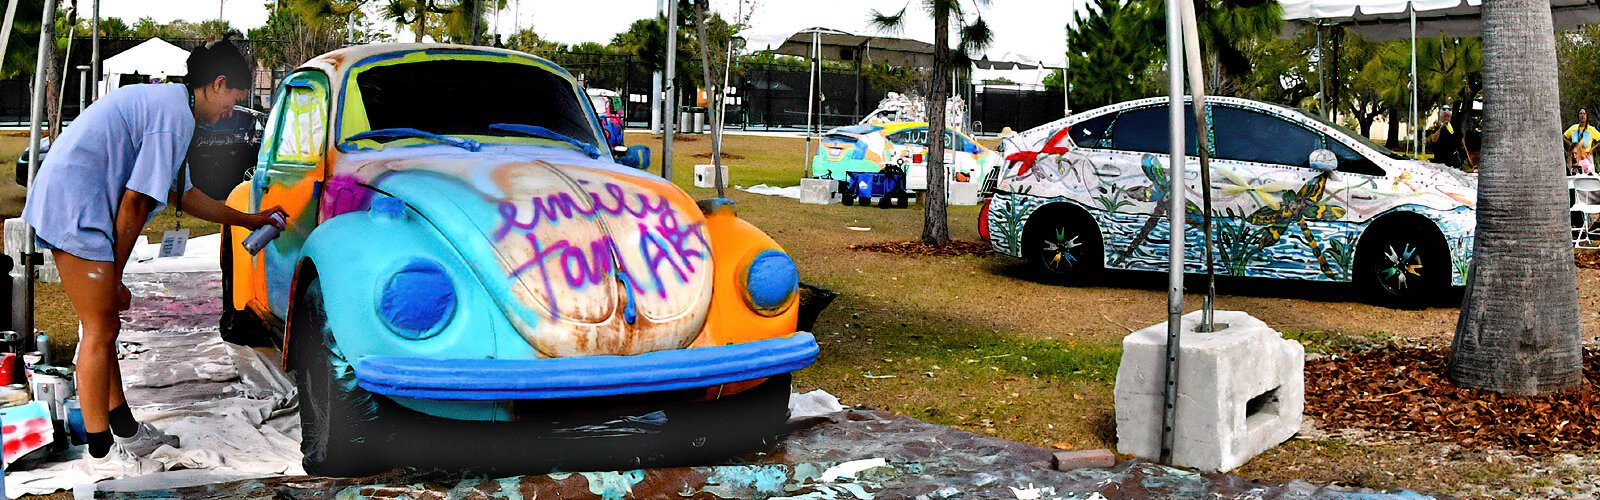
[100,37,189,95]
[1281,0,1600,155]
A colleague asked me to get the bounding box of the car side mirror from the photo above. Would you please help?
[617,145,651,170]
[1309,149,1338,173]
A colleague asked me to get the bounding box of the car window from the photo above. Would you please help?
[1109,105,1198,155]
[1213,106,1320,167]
[1072,113,1116,148]
[272,79,328,166]
[343,58,601,150]
[1327,138,1386,176]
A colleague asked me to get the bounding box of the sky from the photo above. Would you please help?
[97,0,1085,82]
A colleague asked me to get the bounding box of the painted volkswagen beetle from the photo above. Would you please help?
[810,121,1000,192]
[982,96,1476,302]
[219,44,818,475]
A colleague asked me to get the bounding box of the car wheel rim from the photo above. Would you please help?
[1041,226,1082,274]
[1377,242,1424,295]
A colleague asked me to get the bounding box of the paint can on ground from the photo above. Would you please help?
[64,398,85,445]
[27,373,69,421]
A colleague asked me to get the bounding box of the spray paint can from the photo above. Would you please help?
[242,213,287,256]
[34,333,48,366]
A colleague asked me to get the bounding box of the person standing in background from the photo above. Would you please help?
[1565,108,1599,175]
[1427,107,1464,168]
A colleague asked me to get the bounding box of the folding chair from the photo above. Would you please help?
[1571,175,1600,249]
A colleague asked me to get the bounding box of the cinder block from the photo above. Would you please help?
[4,218,58,283]
[694,164,730,188]
[947,181,981,206]
[800,178,836,205]
[1051,449,1116,470]
[1114,310,1303,473]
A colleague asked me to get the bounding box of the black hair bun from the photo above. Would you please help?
[187,35,250,90]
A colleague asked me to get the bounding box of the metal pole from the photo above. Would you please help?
[1410,8,1419,156]
[1179,0,1214,332]
[1157,0,1186,467]
[23,0,58,348]
[1063,28,1070,116]
[77,65,87,116]
[803,30,818,179]
[1316,23,1325,117]
[90,0,99,100]
[663,0,677,180]
[0,0,20,79]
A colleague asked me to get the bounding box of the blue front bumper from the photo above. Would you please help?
[353,333,819,401]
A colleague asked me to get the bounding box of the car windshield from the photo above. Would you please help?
[1291,108,1408,160]
[343,58,602,151]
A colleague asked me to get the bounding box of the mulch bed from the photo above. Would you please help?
[691,152,746,160]
[1577,249,1600,269]
[1307,347,1600,453]
[848,240,995,257]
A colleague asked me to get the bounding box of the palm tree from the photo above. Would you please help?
[870,0,993,246]
[1446,0,1582,395]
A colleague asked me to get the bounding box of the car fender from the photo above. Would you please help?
[224,181,259,312]
[691,201,800,347]
[1352,204,1475,286]
[285,203,525,373]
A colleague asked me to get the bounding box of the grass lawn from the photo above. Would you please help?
[4,129,1594,494]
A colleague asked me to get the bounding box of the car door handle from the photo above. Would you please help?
[1352,192,1375,200]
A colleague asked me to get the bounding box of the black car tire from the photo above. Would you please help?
[1354,227,1447,306]
[291,274,392,477]
[1025,209,1102,281]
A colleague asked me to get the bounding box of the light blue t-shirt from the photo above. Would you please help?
[22,83,194,262]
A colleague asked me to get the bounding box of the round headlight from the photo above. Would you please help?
[378,259,456,339]
[743,250,799,316]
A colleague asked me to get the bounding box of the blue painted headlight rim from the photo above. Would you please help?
[375,258,458,340]
[741,249,799,316]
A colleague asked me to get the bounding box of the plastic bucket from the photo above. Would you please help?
[65,398,86,445]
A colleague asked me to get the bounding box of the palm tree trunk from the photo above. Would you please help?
[1447,0,1582,395]
[413,1,426,42]
[922,7,951,246]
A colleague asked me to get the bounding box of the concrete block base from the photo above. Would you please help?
[4,218,58,283]
[694,164,730,188]
[1114,310,1303,473]
[800,178,836,205]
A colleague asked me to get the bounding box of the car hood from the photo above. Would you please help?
[344,147,714,358]
[1388,158,1477,207]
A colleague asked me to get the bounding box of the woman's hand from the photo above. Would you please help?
[245,207,288,230]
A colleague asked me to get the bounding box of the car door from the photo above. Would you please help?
[1208,104,1346,279]
[249,71,330,318]
[1098,104,1198,271]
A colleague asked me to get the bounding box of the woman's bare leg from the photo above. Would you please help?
[53,250,124,434]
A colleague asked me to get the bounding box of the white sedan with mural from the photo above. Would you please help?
[981,96,1476,303]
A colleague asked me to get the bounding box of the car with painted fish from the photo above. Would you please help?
[981,96,1476,303]
[218,44,819,475]
[810,121,1000,194]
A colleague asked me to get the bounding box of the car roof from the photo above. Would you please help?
[296,43,575,84]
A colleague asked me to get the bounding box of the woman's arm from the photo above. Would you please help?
[178,187,286,230]
[111,189,159,309]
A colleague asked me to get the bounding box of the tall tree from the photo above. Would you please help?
[1447,0,1582,395]
[1064,0,1161,110]
[870,0,992,246]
